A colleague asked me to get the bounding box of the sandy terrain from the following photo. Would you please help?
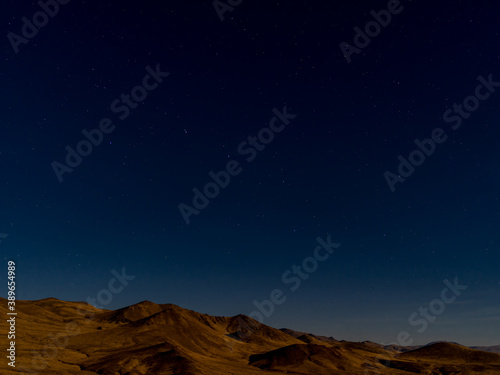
[1,297,498,374]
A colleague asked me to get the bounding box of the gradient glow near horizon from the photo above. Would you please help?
[1,0,499,346]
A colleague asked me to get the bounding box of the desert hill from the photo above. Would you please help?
[96,300,165,323]
[279,327,338,344]
[1,297,499,374]
[398,342,500,363]
[470,345,500,354]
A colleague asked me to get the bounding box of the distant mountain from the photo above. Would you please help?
[383,341,500,355]
[1,297,499,374]
[279,327,338,343]
[471,345,500,354]
[399,342,500,363]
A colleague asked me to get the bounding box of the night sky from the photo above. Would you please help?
[1,0,499,346]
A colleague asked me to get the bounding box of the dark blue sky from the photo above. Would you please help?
[1,0,499,346]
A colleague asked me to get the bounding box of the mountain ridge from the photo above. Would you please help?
[1,297,499,374]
